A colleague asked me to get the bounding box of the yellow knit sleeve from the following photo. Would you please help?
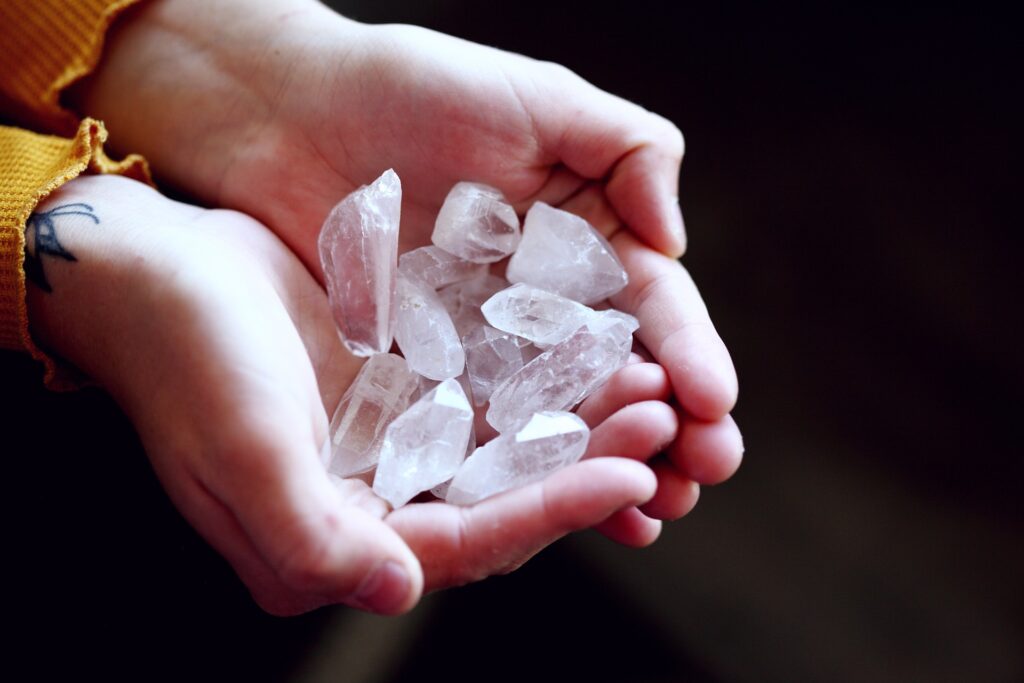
[0,0,144,134]
[0,119,151,389]
[0,0,153,388]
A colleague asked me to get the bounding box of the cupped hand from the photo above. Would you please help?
[75,0,742,529]
[27,174,669,612]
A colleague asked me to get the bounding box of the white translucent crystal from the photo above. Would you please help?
[394,272,465,380]
[447,411,590,505]
[506,202,628,304]
[318,169,401,356]
[430,406,476,500]
[326,354,421,477]
[486,318,637,433]
[432,182,520,263]
[437,274,508,339]
[462,325,527,406]
[481,282,602,348]
[398,245,487,289]
[373,379,474,508]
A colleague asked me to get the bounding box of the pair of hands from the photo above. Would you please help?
[29,0,741,615]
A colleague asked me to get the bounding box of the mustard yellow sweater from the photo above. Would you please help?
[0,0,151,388]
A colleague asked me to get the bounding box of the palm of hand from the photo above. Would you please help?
[125,196,671,612]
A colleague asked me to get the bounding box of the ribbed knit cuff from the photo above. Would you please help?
[0,118,151,389]
[0,0,145,134]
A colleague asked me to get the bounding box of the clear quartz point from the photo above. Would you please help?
[462,325,527,406]
[373,378,474,508]
[394,271,465,380]
[447,411,590,505]
[317,169,401,356]
[506,202,628,304]
[481,282,600,348]
[326,353,421,477]
[432,182,520,263]
[399,245,487,289]
[486,316,638,433]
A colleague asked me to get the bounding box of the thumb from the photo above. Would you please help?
[150,414,424,616]
[217,428,424,615]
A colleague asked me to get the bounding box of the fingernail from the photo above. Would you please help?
[353,560,410,614]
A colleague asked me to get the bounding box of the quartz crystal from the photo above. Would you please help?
[486,316,638,433]
[432,182,520,263]
[447,411,590,505]
[327,354,421,477]
[481,282,600,348]
[506,202,628,304]
[430,408,476,500]
[318,169,401,356]
[373,379,474,508]
[462,325,527,406]
[438,274,508,338]
[398,245,487,289]
[394,272,465,380]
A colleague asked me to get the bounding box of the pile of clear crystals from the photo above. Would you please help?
[318,169,638,508]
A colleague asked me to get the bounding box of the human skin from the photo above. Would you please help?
[26,175,679,615]
[60,0,743,613]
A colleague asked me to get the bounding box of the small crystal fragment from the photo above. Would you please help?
[481,283,600,348]
[432,182,520,263]
[318,169,401,356]
[486,318,637,433]
[462,325,527,406]
[327,354,421,477]
[438,274,508,338]
[394,272,465,380]
[373,379,474,508]
[506,202,628,304]
[399,245,487,289]
[447,411,590,505]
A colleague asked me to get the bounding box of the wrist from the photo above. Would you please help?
[25,176,174,387]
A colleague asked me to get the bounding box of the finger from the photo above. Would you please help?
[670,413,744,485]
[510,164,587,214]
[556,182,622,238]
[328,474,391,519]
[387,457,656,591]
[639,460,701,521]
[534,69,686,256]
[197,416,424,615]
[610,231,738,420]
[583,401,678,461]
[592,507,662,547]
[575,362,672,429]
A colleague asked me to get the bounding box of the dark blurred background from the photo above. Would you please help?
[4,2,1020,681]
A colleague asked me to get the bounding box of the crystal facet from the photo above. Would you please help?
[447,411,590,505]
[486,318,636,433]
[506,202,628,304]
[438,274,508,339]
[462,325,527,406]
[327,354,421,477]
[481,282,600,348]
[398,245,488,289]
[430,403,477,500]
[318,169,401,356]
[394,272,465,380]
[372,379,474,508]
[432,182,520,263]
